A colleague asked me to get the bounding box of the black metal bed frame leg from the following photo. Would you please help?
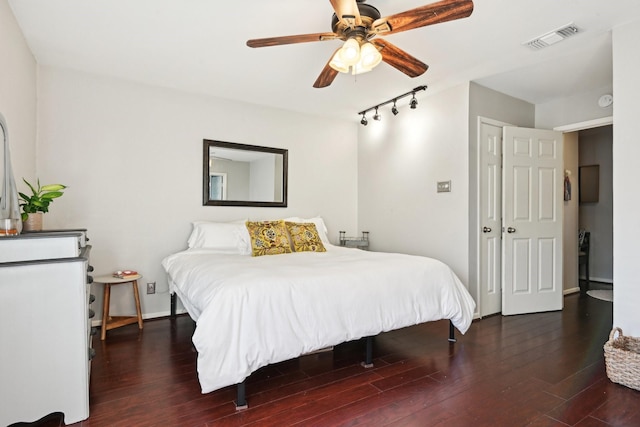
[170,293,176,318]
[361,336,374,368]
[236,381,248,410]
[448,320,457,343]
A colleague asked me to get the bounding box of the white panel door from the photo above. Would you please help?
[478,120,504,316]
[502,127,564,315]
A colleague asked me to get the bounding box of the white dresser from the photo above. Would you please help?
[0,230,94,425]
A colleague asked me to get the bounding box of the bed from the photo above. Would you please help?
[162,218,476,407]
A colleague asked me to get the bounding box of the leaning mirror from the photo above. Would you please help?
[203,140,288,207]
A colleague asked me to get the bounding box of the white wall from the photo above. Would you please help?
[0,0,36,183]
[249,156,275,201]
[535,84,614,130]
[357,84,470,284]
[612,20,640,337]
[35,66,358,319]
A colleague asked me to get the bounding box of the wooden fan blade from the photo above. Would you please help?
[313,50,340,88]
[329,0,362,27]
[371,39,428,77]
[247,32,338,48]
[371,0,473,36]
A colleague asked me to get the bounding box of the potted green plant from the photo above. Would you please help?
[19,178,66,231]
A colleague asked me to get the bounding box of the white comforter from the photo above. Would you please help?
[161,245,476,393]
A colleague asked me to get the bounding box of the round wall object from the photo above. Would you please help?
[598,94,613,108]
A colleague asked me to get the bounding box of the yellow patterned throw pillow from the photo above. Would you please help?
[285,222,326,253]
[246,220,292,256]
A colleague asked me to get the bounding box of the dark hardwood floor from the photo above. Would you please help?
[67,292,639,426]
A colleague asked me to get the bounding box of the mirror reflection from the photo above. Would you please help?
[203,140,288,207]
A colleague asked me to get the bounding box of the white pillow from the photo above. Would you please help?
[187,221,251,254]
[284,216,331,246]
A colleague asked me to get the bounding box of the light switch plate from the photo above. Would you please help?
[437,181,451,193]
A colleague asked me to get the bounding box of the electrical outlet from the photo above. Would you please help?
[146,282,156,294]
[437,180,451,193]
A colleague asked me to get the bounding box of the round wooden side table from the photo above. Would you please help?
[94,273,144,340]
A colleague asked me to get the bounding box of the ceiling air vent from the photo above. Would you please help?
[523,23,579,50]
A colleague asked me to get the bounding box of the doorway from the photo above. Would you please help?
[577,125,613,288]
[558,121,613,297]
[477,117,564,316]
[476,117,613,317]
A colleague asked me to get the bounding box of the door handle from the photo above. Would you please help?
[482,227,492,233]
[507,227,516,233]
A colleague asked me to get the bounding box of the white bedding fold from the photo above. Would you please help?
[162,245,475,393]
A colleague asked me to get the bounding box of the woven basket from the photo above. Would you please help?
[604,327,640,391]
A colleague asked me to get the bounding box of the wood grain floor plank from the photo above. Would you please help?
[588,382,640,426]
[545,378,615,425]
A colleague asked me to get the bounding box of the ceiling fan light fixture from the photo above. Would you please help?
[248,0,475,88]
[350,41,382,75]
[351,61,373,75]
[338,37,361,66]
[329,50,350,73]
[359,41,382,69]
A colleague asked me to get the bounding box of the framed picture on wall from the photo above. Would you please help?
[579,165,599,203]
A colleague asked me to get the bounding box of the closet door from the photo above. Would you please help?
[502,127,564,315]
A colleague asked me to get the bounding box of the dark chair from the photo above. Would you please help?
[579,230,590,295]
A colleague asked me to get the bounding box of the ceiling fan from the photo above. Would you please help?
[246,0,474,88]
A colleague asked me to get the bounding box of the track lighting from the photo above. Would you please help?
[357,85,426,125]
[409,93,418,109]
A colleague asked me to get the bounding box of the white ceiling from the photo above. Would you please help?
[8,0,640,120]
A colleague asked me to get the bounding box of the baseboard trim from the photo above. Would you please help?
[564,287,581,295]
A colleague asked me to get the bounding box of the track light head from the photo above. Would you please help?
[373,107,381,121]
[360,113,368,126]
[391,100,399,115]
[409,93,418,109]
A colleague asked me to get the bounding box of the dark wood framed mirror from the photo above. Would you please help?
[203,140,288,207]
